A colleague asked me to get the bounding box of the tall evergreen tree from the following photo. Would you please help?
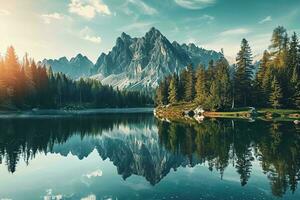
[293,82,300,109]
[156,76,171,105]
[215,58,232,109]
[195,65,207,105]
[288,32,299,72]
[184,64,195,102]
[234,38,253,107]
[269,77,283,109]
[269,26,288,68]
[255,50,271,106]
[168,73,179,104]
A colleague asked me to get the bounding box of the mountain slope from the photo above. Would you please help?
[41,54,94,79]
[91,27,223,90]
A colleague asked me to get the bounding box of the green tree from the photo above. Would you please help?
[168,73,179,104]
[269,77,283,109]
[205,81,221,111]
[255,50,271,106]
[195,65,207,105]
[234,38,253,107]
[183,64,195,102]
[269,26,288,68]
[215,58,232,109]
[156,78,169,105]
[293,82,300,109]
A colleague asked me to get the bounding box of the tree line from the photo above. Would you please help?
[155,26,300,110]
[0,46,153,110]
[157,119,300,197]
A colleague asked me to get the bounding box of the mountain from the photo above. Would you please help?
[91,27,223,90]
[40,54,94,79]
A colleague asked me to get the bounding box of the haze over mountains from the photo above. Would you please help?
[42,27,223,90]
[40,54,94,79]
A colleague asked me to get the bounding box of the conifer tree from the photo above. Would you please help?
[269,26,288,68]
[234,38,253,107]
[195,65,207,105]
[156,78,169,106]
[256,50,270,85]
[269,77,283,109]
[168,73,179,104]
[206,81,221,111]
[215,58,232,109]
[255,50,271,106]
[293,82,300,109]
[184,64,195,102]
[288,32,299,72]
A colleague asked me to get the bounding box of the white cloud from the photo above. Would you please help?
[80,27,102,44]
[84,35,102,43]
[41,13,63,24]
[118,21,154,32]
[69,0,111,20]
[127,0,157,15]
[0,9,11,16]
[259,16,272,24]
[175,0,216,9]
[219,28,250,36]
[201,14,215,20]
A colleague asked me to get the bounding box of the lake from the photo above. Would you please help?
[0,113,300,200]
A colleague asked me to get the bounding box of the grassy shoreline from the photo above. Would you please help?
[155,103,300,122]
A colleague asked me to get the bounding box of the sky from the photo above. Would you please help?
[0,0,300,63]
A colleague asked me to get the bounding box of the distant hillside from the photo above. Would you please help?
[40,54,94,79]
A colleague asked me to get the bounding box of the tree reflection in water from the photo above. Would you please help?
[0,115,299,197]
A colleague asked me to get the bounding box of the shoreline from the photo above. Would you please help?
[154,104,300,122]
[0,107,154,119]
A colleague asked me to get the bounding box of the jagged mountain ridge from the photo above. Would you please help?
[41,54,94,79]
[41,27,223,89]
[91,27,223,90]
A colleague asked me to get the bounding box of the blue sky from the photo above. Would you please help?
[0,0,299,63]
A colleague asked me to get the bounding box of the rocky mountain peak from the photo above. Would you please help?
[121,32,131,40]
[91,27,223,90]
[43,27,223,90]
[41,54,94,79]
[58,56,68,63]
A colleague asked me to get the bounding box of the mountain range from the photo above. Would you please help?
[42,27,224,90]
[40,54,94,79]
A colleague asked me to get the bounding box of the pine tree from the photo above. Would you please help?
[184,64,195,102]
[206,81,221,111]
[255,50,271,106]
[156,78,169,106]
[234,38,253,107]
[269,77,283,109]
[168,73,179,104]
[256,50,270,85]
[294,82,300,109]
[269,26,288,68]
[288,33,299,72]
[0,57,6,104]
[215,58,232,109]
[195,65,207,105]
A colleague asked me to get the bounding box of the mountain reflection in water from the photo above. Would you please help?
[0,114,299,198]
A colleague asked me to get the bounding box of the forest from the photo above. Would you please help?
[0,47,153,110]
[155,26,300,111]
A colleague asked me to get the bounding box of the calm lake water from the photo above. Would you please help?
[0,114,300,200]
